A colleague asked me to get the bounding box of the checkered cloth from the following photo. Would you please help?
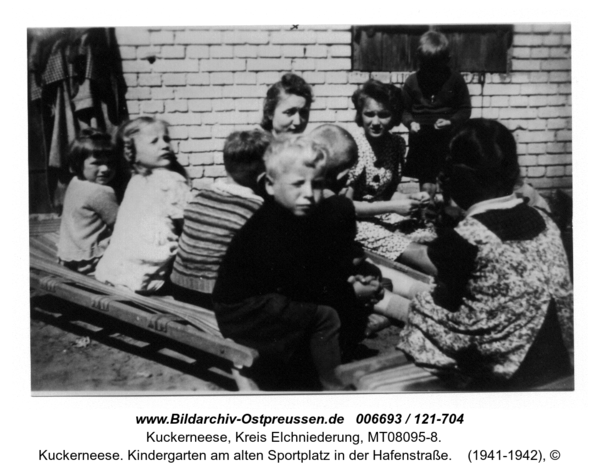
[30,33,96,101]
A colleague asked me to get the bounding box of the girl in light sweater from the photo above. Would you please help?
[57,129,121,275]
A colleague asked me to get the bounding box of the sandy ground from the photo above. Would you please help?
[30,295,400,394]
[31,296,234,393]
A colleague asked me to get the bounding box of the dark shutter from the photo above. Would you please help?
[352,25,513,73]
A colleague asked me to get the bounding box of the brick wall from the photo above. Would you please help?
[116,24,572,194]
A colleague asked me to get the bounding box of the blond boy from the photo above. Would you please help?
[213,136,375,390]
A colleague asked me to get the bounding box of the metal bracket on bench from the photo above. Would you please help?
[147,315,173,333]
[90,295,115,312]
[39,275,62,293]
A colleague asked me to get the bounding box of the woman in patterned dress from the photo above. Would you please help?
[396,119,573,388]
[345,79,435,274]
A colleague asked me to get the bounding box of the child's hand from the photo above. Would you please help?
[434,119,452,130]
[351,278,384,305]
[348,275,376,285]
[410,122,421,133]
[353,274,377,285]
[422,183,438,198]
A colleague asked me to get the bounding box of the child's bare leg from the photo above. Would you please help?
[373,290,411,323]
[377,264,431,299]
[397,242,438,276]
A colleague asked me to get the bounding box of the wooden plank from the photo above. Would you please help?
[382,32,408,71]
[483,29,512,72]
[353,27,383,71]
[29,227,263,390]
[531,375,574,391]
[365,250,433,284]
[29,218,61,235]
[356,364,445,391]
[29,244,55,263]
[30,258,221,336]
[335,351,410,387]
[353,25,512,74]
[29,228,221,336]
[30,269,258,368]
[354,363,574,392]
[29,235,59,260]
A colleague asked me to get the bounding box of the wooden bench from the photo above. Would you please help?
[336,350,573,392]
[30,219,572,392]
[30,219,259,391]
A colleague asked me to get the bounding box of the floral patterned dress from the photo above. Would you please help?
[397,201,574,384]
[346,129,412,260]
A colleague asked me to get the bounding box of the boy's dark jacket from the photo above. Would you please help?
[212,195,358,308]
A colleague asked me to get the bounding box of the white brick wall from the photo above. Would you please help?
[116,25,572,194]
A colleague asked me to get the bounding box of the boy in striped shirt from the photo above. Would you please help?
[171,130,271,305]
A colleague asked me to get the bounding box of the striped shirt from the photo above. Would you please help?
[171,182,263,293]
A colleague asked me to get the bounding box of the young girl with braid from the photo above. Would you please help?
[95,117,190,293]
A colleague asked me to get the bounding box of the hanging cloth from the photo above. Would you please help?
[29,28,128,169]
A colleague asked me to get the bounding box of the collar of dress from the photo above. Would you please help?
[465,193,524,218]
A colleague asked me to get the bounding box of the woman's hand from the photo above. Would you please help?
[388,198,419,216]
[410,122,421,133]
[389,192,429,215]
[408,191,431,203]
[350,189,423,218]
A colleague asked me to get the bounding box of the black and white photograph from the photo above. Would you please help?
[6,0,600,468]
[27,23,575,394]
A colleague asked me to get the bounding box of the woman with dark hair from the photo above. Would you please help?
[397,119,573,388]
[344,79,434,274]
[260,73,313,136]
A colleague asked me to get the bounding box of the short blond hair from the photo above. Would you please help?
[417,30,450,66]
[309,124,358,180]
[264,135,326,180]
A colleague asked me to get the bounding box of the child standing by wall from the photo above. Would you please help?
[57,129,121,275]
[402,30,471,195]
[95,117,190,293]
[171,130,271,304]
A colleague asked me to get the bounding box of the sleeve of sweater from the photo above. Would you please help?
[449,73,472,126]
[321,196,358,277]
[427,227,478,312]
[401,75,417,128]
[86,185,119,227]
[295,196,359,307]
